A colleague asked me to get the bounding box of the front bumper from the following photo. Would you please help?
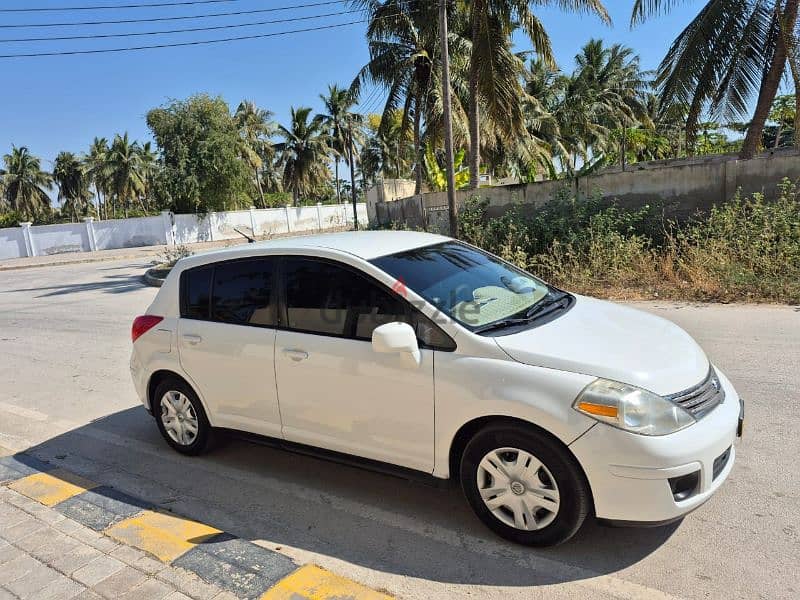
[569,367,741,523]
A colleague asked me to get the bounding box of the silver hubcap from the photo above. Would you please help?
[159,391,199,446]
[476,447,560,531]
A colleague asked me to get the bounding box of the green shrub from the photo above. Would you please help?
[673,179,800,302]
[0,211,25,228]
[457,179,800,303]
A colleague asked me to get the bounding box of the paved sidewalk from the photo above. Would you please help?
[0,452,392,600]
[0,484,235,600]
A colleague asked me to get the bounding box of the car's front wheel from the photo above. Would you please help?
[153,377,213,455]
[460,423,590,546]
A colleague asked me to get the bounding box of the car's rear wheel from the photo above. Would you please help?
[153,377,213,455]
[460,423,590,546]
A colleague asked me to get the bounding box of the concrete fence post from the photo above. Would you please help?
[19,222,35,257]
[316,203,323,231]
[83,217,97,251]
[249,206,259,236]
[285,204,293,233]
[160,210,174,246]
[208,213,216,241]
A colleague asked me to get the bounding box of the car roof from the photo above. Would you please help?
[180,230,451,266]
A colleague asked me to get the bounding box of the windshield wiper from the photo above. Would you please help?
[524,291,572,320]
[471,317,534,334]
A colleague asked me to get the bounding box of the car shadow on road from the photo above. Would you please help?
[21,407,679,588]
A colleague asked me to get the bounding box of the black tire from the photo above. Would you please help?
[152,377,214,456]
[460,423,590,546]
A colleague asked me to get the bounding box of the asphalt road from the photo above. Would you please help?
[1,259,798,600]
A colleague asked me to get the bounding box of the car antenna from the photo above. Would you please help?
[233,227,256,244]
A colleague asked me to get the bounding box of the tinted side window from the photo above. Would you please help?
[182,266,212,320]
[283,258,408,339]
[211,259,275,327]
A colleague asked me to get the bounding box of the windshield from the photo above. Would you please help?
[371,241,551,329]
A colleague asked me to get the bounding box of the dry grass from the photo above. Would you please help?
[459,180,800,305]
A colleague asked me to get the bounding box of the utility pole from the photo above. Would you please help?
[439,0,458,238]
[347,128,359,230]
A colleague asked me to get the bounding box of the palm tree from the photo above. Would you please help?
[1,146,52,221]
[352,1,444,194]
[520,41,648,175]
[234,100,276,208]
[319,84,360,202]
[106,133,145,218]
[568,40,649,168]
[464,0,610,187]
[632,0,800,159]
[361,110,414,180]
[53,151,92,222]
[85,137,110,219]
[275,107,332,204]
[137,141,159,211]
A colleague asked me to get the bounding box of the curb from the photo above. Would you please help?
[142,267,168,288]
[0,453,393,600]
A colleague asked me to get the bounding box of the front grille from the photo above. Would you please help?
[713,446,732,480]
[665,367,725,419]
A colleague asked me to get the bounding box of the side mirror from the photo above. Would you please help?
[372,322,421,366]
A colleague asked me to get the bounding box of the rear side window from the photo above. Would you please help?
[182,266,212,320]
[211,259,275,327]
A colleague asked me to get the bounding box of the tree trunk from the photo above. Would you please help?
[95,185,102,219]
[413,102,423,194]
[741,0,799,159]
[795,92,800,147]
[779,0,800,147]
[254,166,265,208]
[334,158,341,203]
[774,125,784,148]
[467,1,482,190]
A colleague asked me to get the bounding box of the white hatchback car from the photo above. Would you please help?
[131,231,743,546]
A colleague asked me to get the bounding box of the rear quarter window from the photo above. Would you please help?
[181,266,212,320]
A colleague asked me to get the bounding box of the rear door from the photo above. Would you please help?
[177,258,282,437]
[274,256,446,472]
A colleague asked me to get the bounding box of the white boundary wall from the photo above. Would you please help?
[0,203,367,261]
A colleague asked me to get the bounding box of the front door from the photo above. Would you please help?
[178,258,281,437]
[274,257,436,472]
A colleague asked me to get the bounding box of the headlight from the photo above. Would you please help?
[573,378,695,436]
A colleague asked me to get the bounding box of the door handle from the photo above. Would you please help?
[282,348,308,361]
[182,334,202,345]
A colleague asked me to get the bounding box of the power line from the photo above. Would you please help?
[0,9,361,42]
[0,0,240,12]
[358,86,381,113]
[0,0,345,28]
[0,8,415,59]
[0,20,360,58]
[363,90,385,115]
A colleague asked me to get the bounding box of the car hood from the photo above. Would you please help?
[493,295,709,396]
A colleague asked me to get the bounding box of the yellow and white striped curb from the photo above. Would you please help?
[0,453,393,599]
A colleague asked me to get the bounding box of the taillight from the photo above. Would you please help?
[132,315,164,342]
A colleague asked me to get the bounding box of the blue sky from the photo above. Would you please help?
[0,0,701,172]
